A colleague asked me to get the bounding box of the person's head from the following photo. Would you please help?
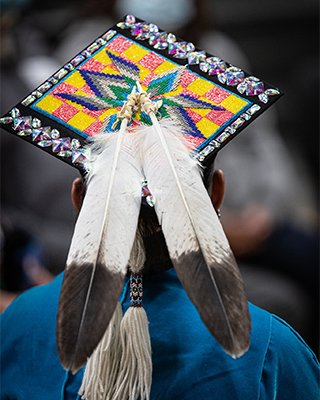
[71,167,225,275]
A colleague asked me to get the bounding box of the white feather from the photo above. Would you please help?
[56,124,144,373]
[140,122,251,357]
[67,129,142,271]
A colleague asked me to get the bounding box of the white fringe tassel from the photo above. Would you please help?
[79,229,152,400]
[113,306,152,400]
[78,301,123,400]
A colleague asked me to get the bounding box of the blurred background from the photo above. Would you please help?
[0,0,319,354]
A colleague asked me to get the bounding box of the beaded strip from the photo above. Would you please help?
[130,273,143,308]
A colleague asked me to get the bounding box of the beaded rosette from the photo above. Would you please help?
[0,15,282,173]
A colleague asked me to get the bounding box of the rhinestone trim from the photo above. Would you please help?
[21,29,117,106]
[3,108,91,171]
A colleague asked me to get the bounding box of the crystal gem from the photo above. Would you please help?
[32,127,51,142]
[50,128,60,139]
[246,104,261,115]
[224,67,245,86]
[148,24,159,34]
[265,88,280,96]
[87,42,101,54]
[81,50,91,58]
[131,23,150,40]
[58,150,72,158]
[101,30,116,41]
[231,118,245,129]
[146,195,155,207]
[258,93,269,103]
[200,145,214,157]
[37,81,52,93]
[198,155,205,162]
[117,22,127,29]
[0,116,13,124]
[32,118,41,128]
[245,78,264,96]
[247,76,259,82]
[168,41,181,54]
[141,181,150,196]
[240,113,251,121]
[21,95,36,106]
[71,55,85,67]
[168,42,188,58]
[186,42,195,52]
[17,129,32,136]
[199,62,209,73]
[13,116,32,131]
[217,73,227,84]
[150,32,168,49]
[31,90,43,98]
[96,38,107,46]
[224,126,236,134]
[72,148,91,171]
[71,138,81,149]
[188,51,206,65]
[54,68,68,80]
[206,57,227,75]
[64,62,75,71]
[52,138,71,152]
[208,140,221,148]
[11,108,20,118]
[189,150,199,160]
[217,131,230,143]
[236,82,247,94]
[167,33,176,43]
[48,76,59,84]
[125,14,136,25]
[37,140,52,147]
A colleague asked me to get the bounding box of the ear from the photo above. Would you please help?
[210,169,225,212]
[71,177,84,213]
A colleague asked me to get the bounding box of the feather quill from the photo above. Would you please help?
[56,117,143,374]
[141,119,251,357]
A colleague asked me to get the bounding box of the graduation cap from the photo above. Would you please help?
[1,15,282,400]
[0,14,281,175]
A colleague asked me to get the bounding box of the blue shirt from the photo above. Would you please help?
[1,269,319,399]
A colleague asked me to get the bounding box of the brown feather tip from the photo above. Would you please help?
[173,249,251,357]
[56,262,125,374]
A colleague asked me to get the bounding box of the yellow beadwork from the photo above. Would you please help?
[196,119,219,137]
[31,34,252,152]
[36,96,63,113]
[66,98,84,111]
[123,44,149,62]
[187,78,214,96]
[68,112,96,130]
[93,50,112,65]
[220,95,248,114]
[98,108,118,122]
[64,71,86,89]
[153,60,177,74]
[138,66,152,82]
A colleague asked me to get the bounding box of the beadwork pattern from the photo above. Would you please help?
[0,15,281,169]
[130,273,143,307]
[141,181,155,207]
[30,34,252,153]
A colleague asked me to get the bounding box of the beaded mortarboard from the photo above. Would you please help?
[0,14,282,174]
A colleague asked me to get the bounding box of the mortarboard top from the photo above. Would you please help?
[0,14,282,174]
